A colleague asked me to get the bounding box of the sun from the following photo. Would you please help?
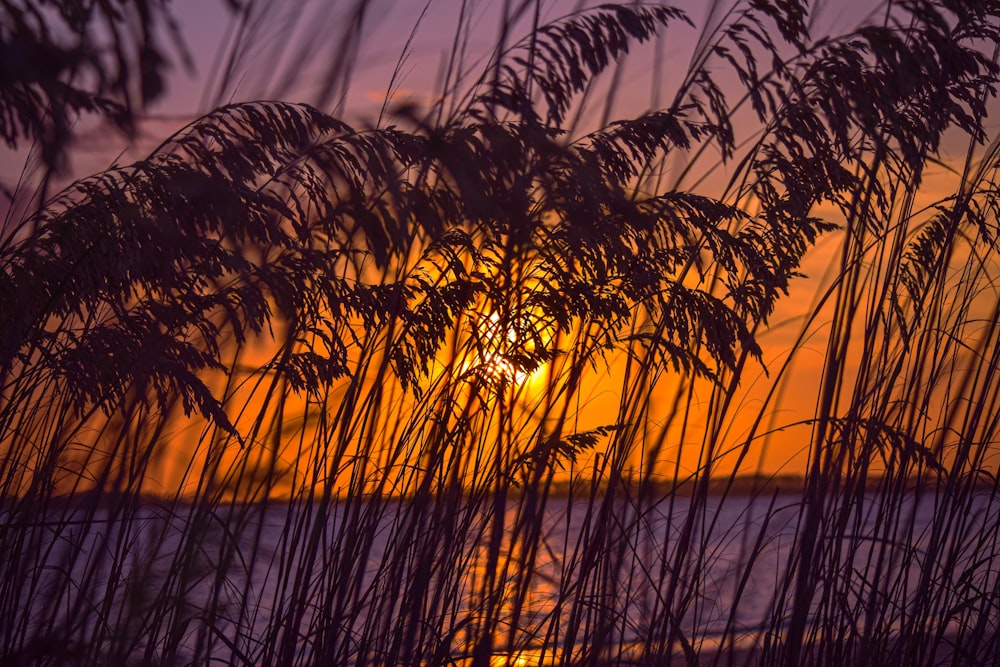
[489,652,539,667]
[467,310,550,388]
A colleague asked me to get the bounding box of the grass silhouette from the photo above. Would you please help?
[2,1,1000,664]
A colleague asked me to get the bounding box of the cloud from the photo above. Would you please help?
[362,88,429,107]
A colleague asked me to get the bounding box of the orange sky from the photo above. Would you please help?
[6,0,999,493]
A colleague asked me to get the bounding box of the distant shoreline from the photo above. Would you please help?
[11,472,997,510]
[515,471,998,500]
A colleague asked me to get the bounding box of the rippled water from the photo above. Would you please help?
[5,488,998,664]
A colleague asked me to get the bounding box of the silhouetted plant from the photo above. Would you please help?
[2,1,1000,665]
[0,0,190,177]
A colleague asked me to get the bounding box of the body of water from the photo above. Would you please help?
[3,488,998,664]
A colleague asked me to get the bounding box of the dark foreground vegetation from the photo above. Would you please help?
[3,0,1000,664]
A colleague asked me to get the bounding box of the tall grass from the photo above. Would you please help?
[3,0,1000,664]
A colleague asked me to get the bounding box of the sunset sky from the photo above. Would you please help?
[7,0,998,489]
